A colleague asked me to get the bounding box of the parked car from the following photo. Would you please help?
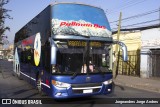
[3,57,8,60]
[8,56,13,62]
[0,55,3,60]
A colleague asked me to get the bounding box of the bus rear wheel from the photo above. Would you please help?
[16,64,21,80]
[37,77,45,96]
[37,77,42,92]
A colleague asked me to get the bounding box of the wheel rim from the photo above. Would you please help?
[17,65,20,77]
[37,78,42,92]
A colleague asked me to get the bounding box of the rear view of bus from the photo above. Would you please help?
[50,3,114,98]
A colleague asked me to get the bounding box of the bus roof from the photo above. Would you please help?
[50,2,104,11]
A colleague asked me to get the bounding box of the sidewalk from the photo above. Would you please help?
[113,75,160,93]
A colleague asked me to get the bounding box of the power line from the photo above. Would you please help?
[121,19,159,28]
[110,8,159,24]
[112,19,159,30]
[106,0,135,13]
[106,0,148,15]
[112,24,160,34]
[112,24,160,33]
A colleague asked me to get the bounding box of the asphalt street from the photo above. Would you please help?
[0,60,160,107]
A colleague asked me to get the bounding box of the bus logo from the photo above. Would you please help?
[86,76,91,82]
[34,33,41,66]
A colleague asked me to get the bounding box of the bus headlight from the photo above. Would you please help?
[103,79,113,85]
[52,65,56,73]
[52,80,71,88]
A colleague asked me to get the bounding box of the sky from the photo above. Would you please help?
[3,0,160,48]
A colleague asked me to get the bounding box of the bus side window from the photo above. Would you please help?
[20,51,24,63]
[44,45,51,72]
[21,50,27,63]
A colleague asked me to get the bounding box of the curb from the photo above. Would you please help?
[114,80,160,93]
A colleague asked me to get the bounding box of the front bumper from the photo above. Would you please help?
[51,83,113,99]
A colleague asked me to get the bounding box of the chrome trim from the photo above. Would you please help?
[114,41,128,62]
[41,82,51,89]
[20,72,51,88]
[20,72,36,81]
[72,86,102,90]
[52,35,113,42]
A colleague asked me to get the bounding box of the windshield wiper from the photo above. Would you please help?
[71,71,79,79]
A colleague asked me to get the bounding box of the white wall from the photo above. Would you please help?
[140,28,160,78]
[141,28,160,41]
[140,49,150,78]
[141,28,160,48]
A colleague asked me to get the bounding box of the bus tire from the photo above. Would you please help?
[110,82,115,96]
[12,72,16,76]
[12,64,15,76]
[37,76,45,96]
[17,64,22,80]
[12,70,15,76]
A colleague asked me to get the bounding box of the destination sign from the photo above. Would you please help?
[68,41,102,47]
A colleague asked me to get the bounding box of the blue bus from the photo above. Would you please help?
[13,3,127,99]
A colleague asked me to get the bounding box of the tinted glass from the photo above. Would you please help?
[51,3,112,37]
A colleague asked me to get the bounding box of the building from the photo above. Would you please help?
[113,31,141,77]
[141,28,160,78]
[5,44,14,58]
[113,25,160,78]
[0,44,14,59]
[0,44,4,58]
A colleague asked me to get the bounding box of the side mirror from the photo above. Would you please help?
[49,38,57,64]
[114,41,128,62]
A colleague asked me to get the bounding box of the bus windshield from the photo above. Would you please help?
[51,3,112,37]
[54,40,111,74]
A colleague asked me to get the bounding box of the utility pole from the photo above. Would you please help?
[159,7,160,29]
[113,12,122,78]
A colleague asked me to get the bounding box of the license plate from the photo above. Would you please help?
[83,89,93,93]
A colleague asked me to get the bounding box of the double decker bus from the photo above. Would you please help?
[13,3,128,99]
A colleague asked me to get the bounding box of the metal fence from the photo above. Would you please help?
[116,50,140,76]
[149,49,160,77]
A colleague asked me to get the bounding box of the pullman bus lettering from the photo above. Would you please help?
[60,21,106,29]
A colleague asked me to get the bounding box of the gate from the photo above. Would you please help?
[117,50,140,76]
[149,49,160,77]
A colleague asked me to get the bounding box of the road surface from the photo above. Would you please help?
[0,60,160,107]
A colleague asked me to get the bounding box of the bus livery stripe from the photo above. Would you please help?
[20,72,50,88]
[20,72,36,81]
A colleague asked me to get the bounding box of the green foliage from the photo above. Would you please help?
[0,0,12,39]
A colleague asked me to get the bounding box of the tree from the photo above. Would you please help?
[0,0,12,44]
